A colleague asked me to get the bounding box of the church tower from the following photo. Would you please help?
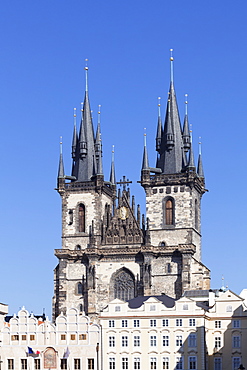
[53,56,210,320]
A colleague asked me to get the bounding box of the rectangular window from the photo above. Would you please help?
[8,360,14,370]
[109,320,115,328]
[122,336,128,346]
[79,334,87,340]
[176,357,183,370]
[214,358,222,370]
[122,358,128,370]
[189,318,196,326]
[233,336,240,348]
[163,335,169,346]
[109,336,115,347]
[115,306,121,312]
[150,305,156,311]
[133,319,140,327]
[21,359,27,370]
[176,319,182,326]
[163,357,169,369]
[61,359,67,370]
[134,335,140,346]
[134,358,140,370]
[34,359,40,370]
[233,357,241,370]
[150,357,157,370]
[150,319,156,327]
[233,320,240,328]
[71,334,76,340]
[176,335,182,346]
[11,335,19,341]
[215,336,221,348]
[21,335,27,340]
[61,334,66,340]
[162,319,169,327]
[109,358,115,370]
[122,320,128,327]
[188,356,197,370]
[188,333,197,347]
[215,320,221,328]
[88,359,94,370]
[150,335,157,346]
[30,334,35,341]
[74,359,81,370]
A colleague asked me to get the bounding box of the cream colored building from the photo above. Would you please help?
[100,290,247,370]
[0,307,101,370]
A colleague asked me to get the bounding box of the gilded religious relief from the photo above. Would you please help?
[44,347,57,369]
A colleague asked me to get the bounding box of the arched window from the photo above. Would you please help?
[113,269,135,301]
[164,198,174,225]
[195,199,198,230]
[78,204,85,232]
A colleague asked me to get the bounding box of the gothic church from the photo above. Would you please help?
[53,56,210,320]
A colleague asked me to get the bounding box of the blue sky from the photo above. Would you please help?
[0,0,247,318]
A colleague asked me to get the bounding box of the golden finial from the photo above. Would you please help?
[112,145,115,153]
[73,107,76,117]
[85,58,89,70]
[170,48,174,61]
[185,94,188,115]
[60,136,62,145]
[98,104,101,114]
[158,97,161,107]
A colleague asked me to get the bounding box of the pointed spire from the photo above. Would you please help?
[95,105,103,175]
[197,140,204,178]
[156,97,163,152]
[142,129,149,170]
[170,49,174,83]
[110,145,116,184]
[58,137,65,178]
[85,58,89,92]
[187,126,195,170]
[164,96,174,151]
[182,94,191,153]
[72,108,78,159]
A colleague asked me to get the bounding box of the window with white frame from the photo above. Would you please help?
[188,356,197,370]
[214,358,222,370]
[189,318,196,326]
[162,319,169,327]
[215,336,221,348]
[115,306,121,312]
[175,357,183,370]
[134,358,140,370]
[188,333,197,347]
[163,357,169,369]
[109,320,115,327]
[122,358,128,370]
[150,357,157,370]
[109,358,115,370]
[162,335,169,346]
[74,359,81,370]
[176,319,182,326]
[133,319,140,327]
[34,359,40,370]
[232,335,241,348]
[21,360,27,370]
[176,335,182,346]
[122,336,128,346]
[226,305,232,312]
[232,357,241,370]
[150,319,156,327]
[233,320,240,328]
[61,359,67,370]
[150,305,156,311]
[8,360,14,370]
[122,319,128,327]
[134,335,140,346]
[109,336,115,347]
[150,335,157,346]
[215,320,221,328]
[183,304,188,310]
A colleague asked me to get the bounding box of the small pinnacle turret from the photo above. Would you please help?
[58,138,65,179]
[197,142,204,178]
[142,131,149,170]
[182,96,191,153]
[156,97,163,152]
[110,145,116,185]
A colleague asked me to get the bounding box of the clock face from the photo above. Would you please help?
[119,206,128,220]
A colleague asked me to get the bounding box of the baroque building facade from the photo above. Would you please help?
[53,56,210,320]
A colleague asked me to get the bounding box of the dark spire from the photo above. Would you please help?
[158,50,184,174]
[71,108,78,159]
[58,137,65,179]
[142,130,149,170]
[156,97,163,152]
[72,62,98,182]
[95,106,103,175]
[182,95,191,153]
[110,145,116,184]
[197,141,204,178]
[187,128,196,171]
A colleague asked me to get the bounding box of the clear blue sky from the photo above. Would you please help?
[0,0,247,318]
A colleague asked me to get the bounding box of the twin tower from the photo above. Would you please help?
[53,56,210,320]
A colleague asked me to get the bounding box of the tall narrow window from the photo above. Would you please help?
[79,204,85,232]
[195,199,198,230]
[165,200,173,224]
